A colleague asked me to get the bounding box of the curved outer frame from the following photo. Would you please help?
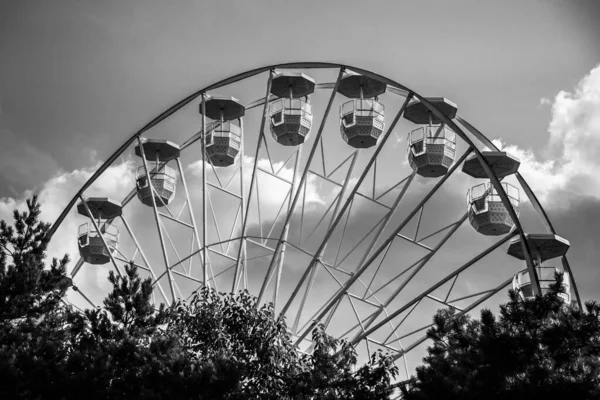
[47,61,580,309]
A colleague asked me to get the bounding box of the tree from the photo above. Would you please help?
[0,196,73,399]
[0,196,399,399]
[0,195,71,320]
[170,287,398,399]
[402,273,600,400]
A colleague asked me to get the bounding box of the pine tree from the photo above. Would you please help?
[0,196,72,399]
[402,273,600,400]
[0,195,71,321]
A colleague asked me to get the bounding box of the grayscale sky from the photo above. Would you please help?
[1,0,600,373]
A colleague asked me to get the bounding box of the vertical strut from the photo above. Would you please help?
[291,150,359,333]
[232,70,274,293]
[351,231,517,347]
[273,147,303,310]
[351,213,468,343]
[233,117,247,291]
[280,92,414,319]
[176,158,205,279]
[200,93,209,287]
[293,146,473,345]
[136,136,176,302]
[257,67,346,306]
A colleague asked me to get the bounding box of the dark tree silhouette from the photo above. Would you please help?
[402,273,600,400]
[0,197,398,399]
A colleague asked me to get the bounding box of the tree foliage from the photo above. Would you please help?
[0,197,398,399]
[402,274,600,400]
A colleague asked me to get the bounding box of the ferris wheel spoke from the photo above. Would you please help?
[291,148,359,332]
[349,231,517,347]
[136,136,176,301]
[232,71,274,293]
[273,146,304,310]
[319,170,418,332]
[119,214,170,305]
[365,254,429,301]
[300,182,343,248]
[324,146,474,319]
[350,214,468,342]
[280,92,415,322]
[388,276,513,361]
[257,67,346,306]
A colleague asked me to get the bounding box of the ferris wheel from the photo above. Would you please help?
[49,62,580,379]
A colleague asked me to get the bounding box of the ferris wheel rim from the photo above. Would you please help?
[47,61,581,311]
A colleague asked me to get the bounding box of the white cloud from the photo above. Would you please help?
[484,64,600,209]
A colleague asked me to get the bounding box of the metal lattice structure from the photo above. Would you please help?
[48,63,580,386]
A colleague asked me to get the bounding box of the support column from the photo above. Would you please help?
[136,136,176,302]
[232,70,275,293]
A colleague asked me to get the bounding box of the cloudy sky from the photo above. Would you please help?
[1,0,600,375]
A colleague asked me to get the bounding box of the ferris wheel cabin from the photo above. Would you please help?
[508,234,571,303]
[201,96,245,166]
[269,73,315,146]
[463,151,522,235]
[404,98,457,178]
[513,267,571,303]
[76,198,122,265]
[338,72,387,149]
[467,182,520,236]
[135,139,180,207]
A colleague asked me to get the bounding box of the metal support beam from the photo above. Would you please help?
[257,67,346,305]
[292,146,473,345]
[350,231,517,346]
[232,70,274,293]
[291,150,359,332]
[280,92,415,319]
[176,158,205,279]
[200,93,209,287]
[136,136,176,302]
[236,117,247,291]
[120,215,170,306]
[321,170,417,331]
[273,147,303,310]
[350,213,468,343]
[390,276,513,361]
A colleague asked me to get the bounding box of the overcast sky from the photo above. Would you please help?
[1,0,600,374]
